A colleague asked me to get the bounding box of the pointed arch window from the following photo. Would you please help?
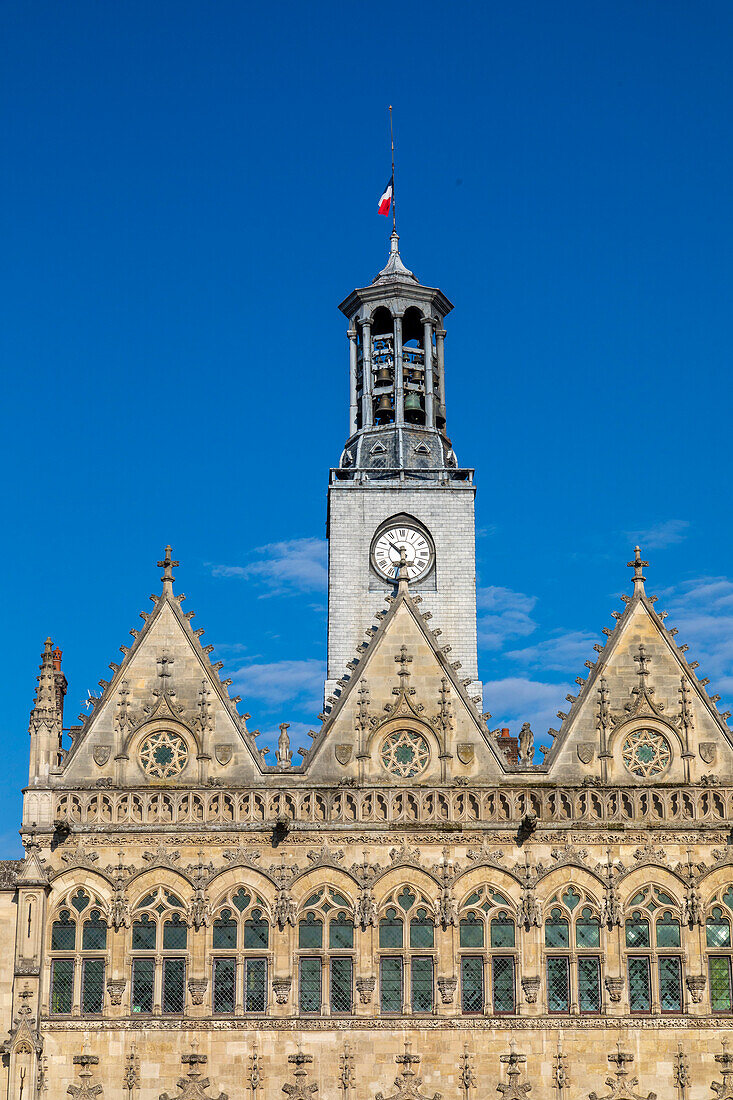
[624,887,684,1013]
[378,888,437,1015]
[458,887,516,1016]
[211,890,270,1014]
[49,897,108,1016]
[544,890,603,1014]
[130,889,187,1016]
[707,895,733,1013]
[297,888,354,1016]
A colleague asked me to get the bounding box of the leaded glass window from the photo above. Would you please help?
[409,909,434,949]
[50,958,74,1014]
[132,914,156,951]
[299,913,323,949]
[131,957,154,1014]
[379,908,403,949]
[213,909,237,949]
[460,913,484,948]
[163,914,187,950]
[628,956,652,1012]
[52,911,76,951]
[380,957,403,1013]
[81,958,105,1014]
[547,956,570,1013]
[625,914,650,948]
[710,956,733,1012]
[461,956,483,1013]
[329,914,354,950]
[576,908,600,948]
[545,909,569,948]
[492,956,515,1013]
[658,957,682,1012]
[410,956,433,1013]
[490,914,515,948]
[330,957,353,1014]
[707,908,731,948]
[299,958,322,1014]
[245,957,267,1012]
[213,957,235,1014]
[578,957,601,1012]
[244,910,269,949]
[656,912,681,948]
[82,911,107,951]
[162,957,186,1014]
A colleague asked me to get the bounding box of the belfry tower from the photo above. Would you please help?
[326,233,479,699]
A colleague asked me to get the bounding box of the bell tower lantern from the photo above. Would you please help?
[326,235,479,703]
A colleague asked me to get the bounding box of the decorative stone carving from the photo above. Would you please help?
[497,1042,531,1099]
[272,977,292,1005]
[281,1051,318,1100]
[187,978,208,1006]
[672,1045,688,1098]
[68,1055,103,1100]
[521,976,540,1004]
[124,1050,140,1096]
[274,887,296,931]
[604,976,624,1003]
[389,843,421,866]
[307,845,344,868]
[92,746,111,767]
[160,1053,227,1100]
[60,845,99,869]
[712,1040,733,1100]
[339,1043,355,1096]
[553,1036,570,1097]
[354,888,378,930]
[458,1046,476,1098]
[685,973,706,1004]
[142,845,180,870]
[355,976,376,1004]
[577,742,595,765]
[335,744,353,765]
[518,722,534,765]
[700,742,717,765]
[375,1041,441,1100]
[106,979,126,1006]
[437,976,457,1004]
[588,1044,656,1100]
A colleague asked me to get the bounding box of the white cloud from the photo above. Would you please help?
[231,658,325,709]
[211,537,327,596]
[482,677,568,739]
[626,520,690,550]
[507,630,598,674]
[661,576,733,683]
[477,586,537,650]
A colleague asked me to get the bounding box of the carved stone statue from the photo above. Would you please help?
[519,723,534,765]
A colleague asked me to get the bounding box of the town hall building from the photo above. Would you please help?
[3,234,733,1099]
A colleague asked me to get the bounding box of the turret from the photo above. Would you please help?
[28,638,64,785]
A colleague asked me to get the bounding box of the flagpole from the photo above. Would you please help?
[389,105,396,234]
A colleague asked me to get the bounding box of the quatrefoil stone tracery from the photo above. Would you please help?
[621,727,671,778]
[138,730,189,778]
[380,729,430,778]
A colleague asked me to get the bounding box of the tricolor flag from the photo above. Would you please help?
[378,177,393,216]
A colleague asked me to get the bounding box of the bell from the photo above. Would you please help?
[404,392,423,416]
[375,394,393,421]
[375,366,392,385]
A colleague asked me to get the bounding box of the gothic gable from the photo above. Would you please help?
[306,588,505,783]
[545,554,733,785]
[60,555,262,788]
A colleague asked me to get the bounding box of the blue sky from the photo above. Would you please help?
[3,1,733,853]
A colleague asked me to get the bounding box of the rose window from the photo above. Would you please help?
[139,730,188,778]
[380,729,429,778]
[621,728,671,779]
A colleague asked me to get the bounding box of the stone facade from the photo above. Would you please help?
[3,241,733,1100]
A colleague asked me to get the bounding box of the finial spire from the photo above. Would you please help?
[157,545,179,596]
[627,545,648,597]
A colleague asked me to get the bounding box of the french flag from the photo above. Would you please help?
[378,177,393,216]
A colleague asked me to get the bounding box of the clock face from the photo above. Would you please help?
[372,524,434,581]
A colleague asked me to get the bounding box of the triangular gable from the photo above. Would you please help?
[305,588,507,782]
[61,587,264,785]
[544,586,733,783]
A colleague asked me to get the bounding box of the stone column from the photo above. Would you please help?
[393,313,404,426]
[423,317,435,427]
[347,327,358,437]
[435,325,447,422]
[361,320,373,428]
